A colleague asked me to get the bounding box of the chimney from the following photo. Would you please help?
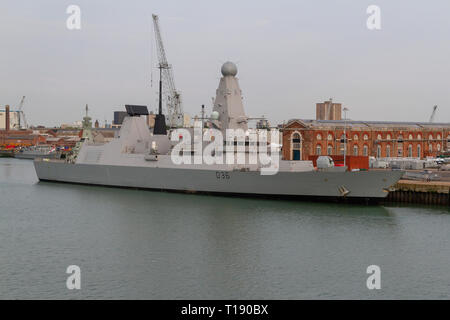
[5,105,10,131]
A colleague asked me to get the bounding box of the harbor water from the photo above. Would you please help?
[1,158,449,299]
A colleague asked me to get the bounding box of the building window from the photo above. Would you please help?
[353,145,358,156]
[327,134,333,141]
[398,146,403,157]
[429,134,433,140]
[377,134,382,140]
[417,145,421,158]
[353,134,358,141]
[316,145,322,155]
[408,144,413,157]
[340,144,347,155]
[291,132,302,160]
[387,134,391,140]
[437,144,441,152]
[363,145,368,156]
[316,133,322,140]
[386,145,391,158]
[363,134,369,141]
[327,145,333,155]
[429,144,432,152]
[417,134,422,140]
[437,134,441,140]
[377,145,381,158]
[408,134,413,140]
[398,135,403,142]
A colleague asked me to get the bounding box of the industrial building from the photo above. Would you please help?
[0,107,20,130]
[282,101,450,161]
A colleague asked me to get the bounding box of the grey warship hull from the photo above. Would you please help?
[34,159,403,202]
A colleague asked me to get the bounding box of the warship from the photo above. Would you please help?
[34,62,403,202]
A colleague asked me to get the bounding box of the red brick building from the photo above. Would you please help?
[282,119,450,161]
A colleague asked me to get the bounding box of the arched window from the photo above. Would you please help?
[327,144,333,155]
[327,134,333,141]
[316,144,322,155]
[417,145,421,158]
[316,133,322,141]
[363,145,368,156]
[353,134,359,141]
[387,134,391,140]
[429,134,433,140]
[291,132,302,160]
[408,144,413,157]
[377,145,381,158]
[397,135,404,142]
[437,144,441,151]
[386,145,391,158]
[363,134,369,141]
[408,134,413,140]
[437,134,441,140]
[417,134,422,140]
[377,134,382,140]
[353,145,358,156]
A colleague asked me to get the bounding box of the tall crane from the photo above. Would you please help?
[429,105,437,123]
[152,14,183,128]
[15,96,28,129]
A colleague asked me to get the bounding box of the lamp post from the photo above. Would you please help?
[343,107,349,170]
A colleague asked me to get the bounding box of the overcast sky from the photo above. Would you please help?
[1,0,449,127]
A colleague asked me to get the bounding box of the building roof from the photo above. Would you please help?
[286,119,450,130]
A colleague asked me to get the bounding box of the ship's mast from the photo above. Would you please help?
[152,14,183,128]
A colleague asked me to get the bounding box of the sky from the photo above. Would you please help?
[1,0,449,127]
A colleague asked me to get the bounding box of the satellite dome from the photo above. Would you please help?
[221,61,238,77]
[211,111,220,120]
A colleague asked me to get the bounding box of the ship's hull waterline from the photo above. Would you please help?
[34,160,403,203]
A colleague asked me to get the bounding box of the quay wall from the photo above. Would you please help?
[385,180,450,206]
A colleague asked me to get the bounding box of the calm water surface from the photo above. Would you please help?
[0,158,449,299]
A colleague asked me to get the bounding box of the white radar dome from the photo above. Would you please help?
[221,61,238,77]
[211,111,220,120]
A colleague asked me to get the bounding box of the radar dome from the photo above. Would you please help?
[221,61,238,77]
[211,111,220,120]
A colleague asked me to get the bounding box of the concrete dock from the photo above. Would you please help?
[386,180,450,206]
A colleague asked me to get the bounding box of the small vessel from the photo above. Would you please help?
[16,145,59,160]
[34,62,403,203]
